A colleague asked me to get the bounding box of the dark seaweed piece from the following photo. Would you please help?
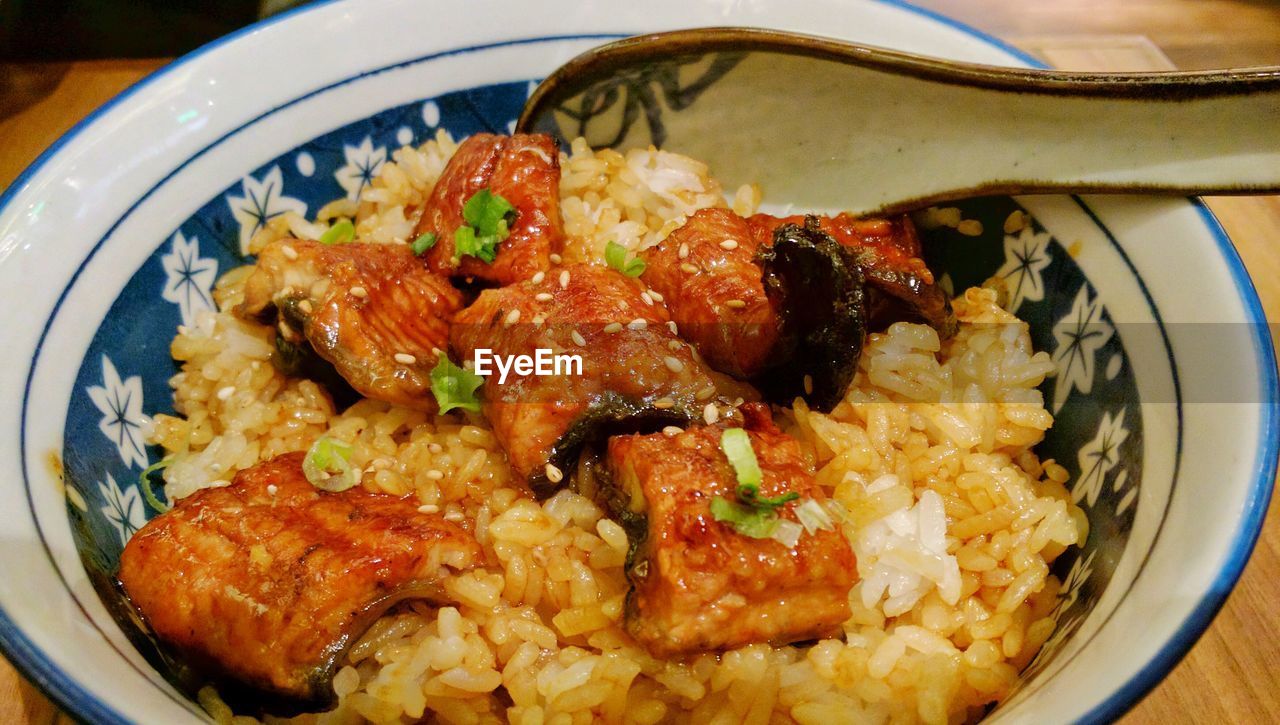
[754,217,867,412]
[529,391,693,499]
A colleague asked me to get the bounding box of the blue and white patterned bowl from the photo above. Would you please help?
[0,1,1273,722]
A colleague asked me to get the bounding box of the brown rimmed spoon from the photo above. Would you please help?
[517,27,1280,216]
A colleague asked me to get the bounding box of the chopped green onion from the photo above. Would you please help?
[411,232,438,256]
[138,458,172,513]
[604,241,646,277]
[302,436,360,492]
[794,498,835,534]
[770,519,804,548]
[319,218,355,245]
[454,188,515,263]
[454,225,500,263]
[720,428,762,488]
[711,428,802,540]
[709,496,781,539]
[429,352,484,413]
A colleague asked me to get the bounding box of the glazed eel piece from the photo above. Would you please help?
[642,208,955,410]
[415,132,565,285]
[603,404,857,656]
[238,238,462,411]
[117,452,481,714]
[641,208,870,410]
[747,211,956,337]
[450,263,754,497]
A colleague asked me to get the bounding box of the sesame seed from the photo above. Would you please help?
[571,330,587,346]
[664,356,684,373]
[297,299,314,314]
[653,397,675,409]
[803,374,814,395]
[505,309,522,325]
[532,314,546,327]
[725,299,746,309]
[628,318,647,330]
[733,397,744,407]
[426,469,445,480]
[680,263,697,274]
[531,271,546,284]
[216,386,235,401]
[603,322,623,333]
[428,443,443,453]
[277,320,294,339]
[719,239,739,250]
[957,219,984,236]
[668,339,683,351]
[648,289,664,302]
[667,321,679,335]
[662,426,683,437]
[640,291,653,305]
[417,504,440,514]
[535,292,553,302]
[550,253,563,264]
[678,243,689,259]
[559,270,570,288]
[431,347,442,357]
[696,385,716,401]
[350,286,368,299]
[444,510,464,522]
[394,352,417,365]
[703,403,720,424]
[267,484,278,495]
[545,463,564,483]
[280,244,298,260]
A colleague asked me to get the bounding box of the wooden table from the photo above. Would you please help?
[1,2,1277,722]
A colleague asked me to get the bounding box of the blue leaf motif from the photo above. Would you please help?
[334,136,388,202]
[226,166,307,255]
[160,231,218,327]
[86,355,149,470]
[1051,284,1113,413]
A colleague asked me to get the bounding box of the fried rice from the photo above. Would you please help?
[149,131,1086,725]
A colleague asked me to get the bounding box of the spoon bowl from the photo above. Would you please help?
[518,27,1280,215]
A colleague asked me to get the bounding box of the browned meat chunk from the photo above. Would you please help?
[450,263,752,496]
[239,239,462,410]
[643,210,869,410]
[117,452,481,711]
[748,212,956,336]
[605,405,857,656]
[641,208,780,379]
[417,133,564,285]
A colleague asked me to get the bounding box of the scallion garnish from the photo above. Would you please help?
[411,232,438,256]
[429,352,484,413]
[138,458,172,513]
[710,428,801,541]
[454,188,515,263]
[302,436,360,492]
[604,241,646,277]
[319,218,355,245]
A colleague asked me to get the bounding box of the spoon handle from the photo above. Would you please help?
[519,28,1280,215]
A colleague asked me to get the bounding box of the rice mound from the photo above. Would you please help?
[149,132,1086,725]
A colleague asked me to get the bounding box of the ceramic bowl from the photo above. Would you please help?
[0,0,1273,722]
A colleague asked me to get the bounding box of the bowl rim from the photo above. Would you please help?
[0,1,1274,723]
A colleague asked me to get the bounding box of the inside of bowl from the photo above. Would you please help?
[56,79,1161,719]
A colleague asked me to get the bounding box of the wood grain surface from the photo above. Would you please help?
[1,1,1277,722]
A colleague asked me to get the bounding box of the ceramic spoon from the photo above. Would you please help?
[517,27,1280,215]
